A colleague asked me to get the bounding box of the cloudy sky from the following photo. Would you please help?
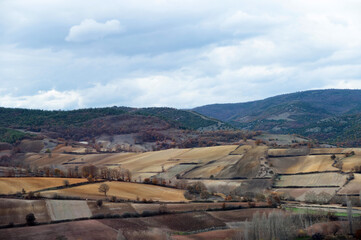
[1,0,361,110]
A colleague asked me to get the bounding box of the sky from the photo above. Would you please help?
[0,0,361,110]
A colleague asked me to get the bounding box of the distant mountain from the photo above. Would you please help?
[193,89,361,146]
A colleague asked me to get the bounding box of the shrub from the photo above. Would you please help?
[141,211,158,217]
[63,180,70,187]
[200,190,210,199]
[121,212,140,218]
[91,214,105,219]
[311,233,325,240]
[159,203,168,214]
[110,196,117,202]
[184,192,193,200]
[55,236,68,240]
[26,191,35,199]
[96,199,103,207]
[26,213,36,226]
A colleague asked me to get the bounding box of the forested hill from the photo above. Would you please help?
[0,106,225,141]
[193,89,361,146]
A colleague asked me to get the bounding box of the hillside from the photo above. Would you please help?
[0,106,222,135]
[0,107,237,151]
[193,89,361,146]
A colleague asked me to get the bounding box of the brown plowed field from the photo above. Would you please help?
[173,229,239,240]
[89,201,137,216]
[0,199,50,225]
[0,177,87,194]
[0,219,118,240]
[209,208,281,222]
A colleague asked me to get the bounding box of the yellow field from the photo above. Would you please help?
[338,173,361,195]
[228,145,252,155]
[0,177,87,194]
[268,148,309,157]
[342,155,361,172]
[42,181,187,202]
[175,145,238,163]
[183,155,241,178]
[310,148,361,155]
[21,145,238,179]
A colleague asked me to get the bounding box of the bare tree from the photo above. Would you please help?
[347,196,353,235]
[98,183,110,196]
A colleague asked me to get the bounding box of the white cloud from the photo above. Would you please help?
[65,19,124,42]
[0,89,83,110]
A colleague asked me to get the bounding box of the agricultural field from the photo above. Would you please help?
[216,146,267,178]
[0,177,87,195]
[182,155,242,179]
[0,209,259,240]
[255,134,309,146]
[342,155,361,172]
[229,145,252,155]
[309,148,361,155]
[0,219,118,240]
[269,155,338,174]
[173,229,239,240]
[268,148,310,157]
[46,200,92,221]
[41,181,187,202]
[0,199,50,225]
[20,145,239,180]
[274,188,338,201]
[274,172,347,187]
[338,173,361,195]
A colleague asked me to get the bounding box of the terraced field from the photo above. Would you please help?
[0,177,87,194]
[275,173,347,187]
[41,181,187,202]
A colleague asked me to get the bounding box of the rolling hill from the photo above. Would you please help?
[193,89,361,146]
[0,107,234,151]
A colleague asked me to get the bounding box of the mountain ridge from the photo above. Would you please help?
[193,89,361,146]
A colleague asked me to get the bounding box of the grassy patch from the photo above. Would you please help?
[0,128,32,144]
[285,207,361,217]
